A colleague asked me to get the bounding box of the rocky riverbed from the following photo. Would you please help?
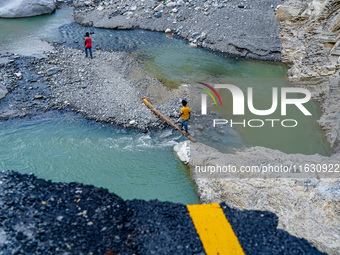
[72,0,284,61]
[0,44,201,129]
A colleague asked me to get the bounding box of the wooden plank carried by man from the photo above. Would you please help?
[141,98,197,143]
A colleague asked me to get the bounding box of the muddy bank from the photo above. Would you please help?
[0,45,201,129]
[72,0,284,61]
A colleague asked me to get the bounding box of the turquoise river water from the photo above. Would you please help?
[0,6,331,204]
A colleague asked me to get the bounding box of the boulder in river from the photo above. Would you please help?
[0,0,56,18]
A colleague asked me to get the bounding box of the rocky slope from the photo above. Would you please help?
[276,0,340,153]
[72,0,284,61]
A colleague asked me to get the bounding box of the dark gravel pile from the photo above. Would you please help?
[0,171,203,255]
[0,55,54,120]
[221,203,326,255]
[124,199,204,254]
[0,171,325,255]
[0,171,129,254]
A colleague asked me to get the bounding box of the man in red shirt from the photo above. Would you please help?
[84,32,93,59]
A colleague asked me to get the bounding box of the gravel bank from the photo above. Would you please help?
[0,171,325,254]
[73,0,284,61]
[0,45,201,129]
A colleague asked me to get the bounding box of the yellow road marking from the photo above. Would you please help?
[187,203,245,255]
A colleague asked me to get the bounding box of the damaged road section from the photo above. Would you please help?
[0,171,325,254]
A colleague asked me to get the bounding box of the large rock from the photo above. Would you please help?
[0,85,8,100]
[275,1,307,21]
[0,0,56,18]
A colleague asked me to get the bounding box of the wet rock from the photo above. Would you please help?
[14,72,22,79]
[166,2,177,9]
[0,110,17,120]
[154,12,162,18]
[0,85,8,100]
[154,4,164,12]
[34,95,44,100]
[46,67,61,76]
[0,0,56,18]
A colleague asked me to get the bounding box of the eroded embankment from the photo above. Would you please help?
[174,142,340,255]
[276,0,340,154]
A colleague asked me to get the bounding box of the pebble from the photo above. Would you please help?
[166,2,177,9]
[154,12,162,18]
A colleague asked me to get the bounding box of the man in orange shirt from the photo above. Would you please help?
[179,100,191,135]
